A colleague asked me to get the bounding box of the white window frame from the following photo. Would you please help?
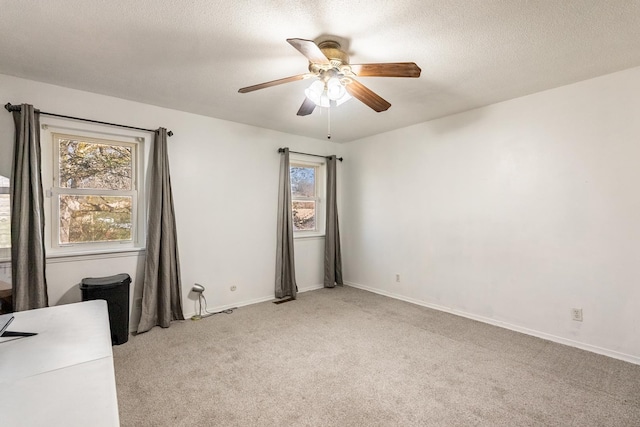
[40,120,148,256]
[290,155,326,238]
[0,176,10,260]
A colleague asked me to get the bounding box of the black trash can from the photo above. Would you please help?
[80,273,131,345]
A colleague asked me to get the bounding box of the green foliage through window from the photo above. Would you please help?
[59,195,132,244]
[54,134,136,245]
[290,165,317,231]
[0,176,9,251]
[59,139,132,190]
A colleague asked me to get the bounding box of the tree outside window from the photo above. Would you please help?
[290,164,318,232]
[0,176,9,256]
[53,134,136,245]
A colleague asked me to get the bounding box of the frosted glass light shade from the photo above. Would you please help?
[335,92,352,106]
[305,79,349,108]
[326,77,346,100]
[304,81,325,105]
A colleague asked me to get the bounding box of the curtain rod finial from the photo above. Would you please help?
[167,130,174,137]
[4,103,13,112]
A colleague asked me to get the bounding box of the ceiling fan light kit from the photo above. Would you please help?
[304,78,351,108]
[304,80,329,107]
[326,75,348,101]
[238,37,421,137]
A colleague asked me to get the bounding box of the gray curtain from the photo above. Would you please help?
[275,148,297,299]
[324,155,343,288]
[137,128,184,333]
[11,104,48,311]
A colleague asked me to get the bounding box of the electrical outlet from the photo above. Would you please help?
[230,285,237,292]
[395,274,401,283]
[571,308,583,322]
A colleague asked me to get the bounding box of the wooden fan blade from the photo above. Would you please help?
[238,74,309,93]
[286,38,331,65]
[350,62,421,78]
[297,97,316,116]
[345,79,391,112]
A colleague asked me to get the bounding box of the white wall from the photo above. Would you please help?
[3,67,639,364]
[0,74,341,325]
[342,66,640,363]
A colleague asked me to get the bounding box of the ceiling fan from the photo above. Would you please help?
[238,38,421,116]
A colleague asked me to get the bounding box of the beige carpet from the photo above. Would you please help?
[113,286,640,426]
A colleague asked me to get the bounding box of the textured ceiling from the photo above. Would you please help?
[1,0,640,142]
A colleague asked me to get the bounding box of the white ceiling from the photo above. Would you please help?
[1,1,640,143]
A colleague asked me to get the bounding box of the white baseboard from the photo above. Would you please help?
[298,283,326,293]
[179,283,325,321]
[345,281,640,366]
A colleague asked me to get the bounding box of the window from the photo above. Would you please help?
[290,158,325,236]
[51,133,138,248]
[0,176,9,259]
[39,122,147,255]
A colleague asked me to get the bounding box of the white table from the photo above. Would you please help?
[0,300,120,426]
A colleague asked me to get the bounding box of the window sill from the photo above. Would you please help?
[46,247,146,263]
[293,234,325,241]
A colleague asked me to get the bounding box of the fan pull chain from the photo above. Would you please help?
[327,105,331,139]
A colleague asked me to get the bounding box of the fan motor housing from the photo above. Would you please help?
[318,40,349,66]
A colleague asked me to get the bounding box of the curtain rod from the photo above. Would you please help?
[4,103,173,136]
[278,148,343,162]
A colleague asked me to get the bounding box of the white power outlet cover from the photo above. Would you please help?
[571,308,583,321]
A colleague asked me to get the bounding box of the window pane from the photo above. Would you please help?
[292,201,315,231]
[59,195,132,244]
[58,138,132,190]
[0,194,9,249]
[290,166,315,198]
